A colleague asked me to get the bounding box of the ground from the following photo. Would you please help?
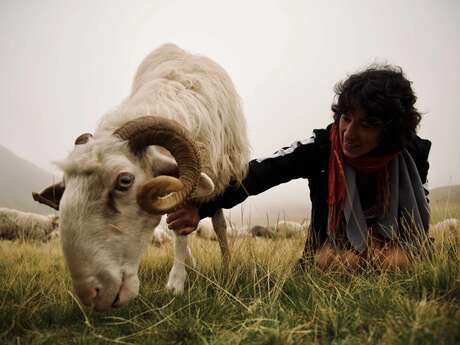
[0,203,459,345]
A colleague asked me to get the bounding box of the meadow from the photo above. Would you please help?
[0,203,459,345]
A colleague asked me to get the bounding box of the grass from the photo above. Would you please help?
[0,204,459,345]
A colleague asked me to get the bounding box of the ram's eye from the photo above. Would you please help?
[115,172,135,191]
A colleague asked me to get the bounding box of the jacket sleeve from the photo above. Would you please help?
[198,130,330,219]
[407,135,432,198]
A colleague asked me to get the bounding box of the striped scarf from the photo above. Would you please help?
[327,123,399,234]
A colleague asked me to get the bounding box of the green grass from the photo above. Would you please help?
[0,204,459,345]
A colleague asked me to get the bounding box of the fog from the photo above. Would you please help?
[1,0,459,219]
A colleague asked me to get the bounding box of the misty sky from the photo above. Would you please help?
[1,0,459,215]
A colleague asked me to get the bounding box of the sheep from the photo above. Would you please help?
[271,220,307,238]
[32,43,250,311]
[151,220,173,247]
[430,218,459,234]
[247,221,307,239]
[0,207,59,242]
[250,225,276,239]
[431,218,460,231]
[196,220,252,240]
[196,218,217,240]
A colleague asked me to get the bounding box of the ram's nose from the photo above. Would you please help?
[72,272,139,311]
[76,286,99,307]
[111,275,140,308]
[73,274,119,311]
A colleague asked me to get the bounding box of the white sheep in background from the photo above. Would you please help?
[271,220,307,238]
[196,218,216,240]
[0,207,59,242]
[151,218,173,247]
[430,218,459,234]
[250,225,276,239]
[196,219,251,240]
[33,43,250,311]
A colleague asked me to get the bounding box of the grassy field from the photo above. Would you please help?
[0,204,459,345]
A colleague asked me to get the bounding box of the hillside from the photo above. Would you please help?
[430,185,460,204]
[0,144,59,215]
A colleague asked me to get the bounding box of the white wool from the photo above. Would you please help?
[151,225,172,247]
[52,43,250,309]
[271,220,307,239]
[196,218,216,240]
[95,43,250,200]
[430,218,459,233]
[0,207,59,242]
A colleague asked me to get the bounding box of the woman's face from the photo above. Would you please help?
[339,110,384,158]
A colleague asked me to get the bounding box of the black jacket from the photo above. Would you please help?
[199,124,431,253]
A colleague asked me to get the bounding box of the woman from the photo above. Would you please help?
[166,65,431,271]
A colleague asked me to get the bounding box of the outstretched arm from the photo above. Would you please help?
[166,131,330,234]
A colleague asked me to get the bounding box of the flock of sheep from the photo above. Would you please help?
[0,206,309,244]
[152,217,308,246]
[1,206,459,245]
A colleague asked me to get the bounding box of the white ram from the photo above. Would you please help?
[33,44,250,311]
[0,207,59,242]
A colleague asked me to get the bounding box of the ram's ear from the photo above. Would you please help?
[32,182,65,210]
[191,173,214,198]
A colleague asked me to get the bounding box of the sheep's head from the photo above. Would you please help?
[33,117,214,311]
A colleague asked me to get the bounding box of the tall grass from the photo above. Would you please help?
[0,204,459,345]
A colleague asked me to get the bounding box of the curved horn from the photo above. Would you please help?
[113,116,201,214]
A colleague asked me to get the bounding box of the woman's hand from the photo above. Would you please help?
[166,201,200,235]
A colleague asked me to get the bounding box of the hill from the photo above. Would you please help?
[430,185,460,204]
[0,144,59,215]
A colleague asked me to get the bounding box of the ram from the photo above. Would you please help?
[0,207,58,242]
[33,44,250,311]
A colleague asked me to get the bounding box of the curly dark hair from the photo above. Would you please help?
[331,64,422,151]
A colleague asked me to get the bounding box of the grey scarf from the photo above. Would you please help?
[329,149,430,253]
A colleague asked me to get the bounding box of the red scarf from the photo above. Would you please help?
[327,123,399,234]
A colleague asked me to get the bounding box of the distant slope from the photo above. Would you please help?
[430,185,460,204]
[0,144,59,215]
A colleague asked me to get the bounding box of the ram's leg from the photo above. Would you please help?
[166,233,188,294]
[186,245,196,269]
[212,208,230,271]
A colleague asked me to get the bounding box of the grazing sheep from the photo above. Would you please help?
[250,225,276,239]
[0,207,59,242]
[272,220,307,238]
[151,222,173,247]
[196,218,217,240]
[32,43,250,310]
[430,218,459,234]
[197,220,251,240]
